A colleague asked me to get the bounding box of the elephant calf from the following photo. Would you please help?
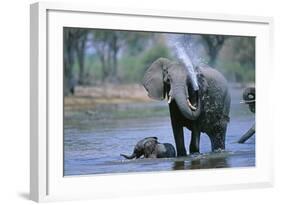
[120,137,176,159]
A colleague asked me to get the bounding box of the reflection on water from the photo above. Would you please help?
[174,153,229,170]
[64,88,255,176]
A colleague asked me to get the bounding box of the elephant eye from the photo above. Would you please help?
[248,94,254,99]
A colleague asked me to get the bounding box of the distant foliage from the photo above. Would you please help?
[216,37,255,82]
[119,35,171,83]
[173,34,255,83]
[63,28,255,94]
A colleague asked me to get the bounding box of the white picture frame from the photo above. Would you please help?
[30,2,274,202]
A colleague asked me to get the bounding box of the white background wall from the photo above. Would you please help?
[0,0,280,204]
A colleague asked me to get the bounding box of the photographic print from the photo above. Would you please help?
[63,28,255,176]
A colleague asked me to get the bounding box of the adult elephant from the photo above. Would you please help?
[142,58,231,156]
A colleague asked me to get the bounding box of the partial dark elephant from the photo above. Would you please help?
[120,137,176,159]
[241,87,255,113]
[142,58,231,156]
[238,87,255,143]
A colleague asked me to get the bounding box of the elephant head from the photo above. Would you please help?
[120,137,158,159]
[142,57,202,120]
[241,87,255,113]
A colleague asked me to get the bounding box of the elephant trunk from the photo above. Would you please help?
[172,84,201,120]
[120,152,136,159]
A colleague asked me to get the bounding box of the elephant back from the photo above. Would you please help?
[156,143,176,158]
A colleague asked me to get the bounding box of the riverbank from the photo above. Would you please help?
[64,83,254,111]
[65,84,153,111]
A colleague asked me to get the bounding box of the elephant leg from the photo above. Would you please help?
[189,126,200,154]
[169,102,187,157]
[172,125,186,156]
[209,125,226,152]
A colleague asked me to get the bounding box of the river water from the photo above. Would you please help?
[64,88,255,176]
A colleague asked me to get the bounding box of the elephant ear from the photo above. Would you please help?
[142,58,171,100]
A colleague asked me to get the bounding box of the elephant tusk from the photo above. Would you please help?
[187,99,197,111]
[168,96,172,104]
[240,100,255,104]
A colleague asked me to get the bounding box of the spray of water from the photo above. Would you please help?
[166,35,199,91]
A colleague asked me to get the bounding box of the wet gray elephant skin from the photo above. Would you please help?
[142,58,231,156]
[120,137,176,159]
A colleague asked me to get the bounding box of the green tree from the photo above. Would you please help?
[90,30,152,83]
[63,28,77,95]
[74,29,88,85]
[201,35,228,67]
[232,37,255,68]
[216,36,255,82]
[90,30,123,82]
[64,28,90,94]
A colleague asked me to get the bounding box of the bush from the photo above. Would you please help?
[119,43,172,83]
[217,61,255,83]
